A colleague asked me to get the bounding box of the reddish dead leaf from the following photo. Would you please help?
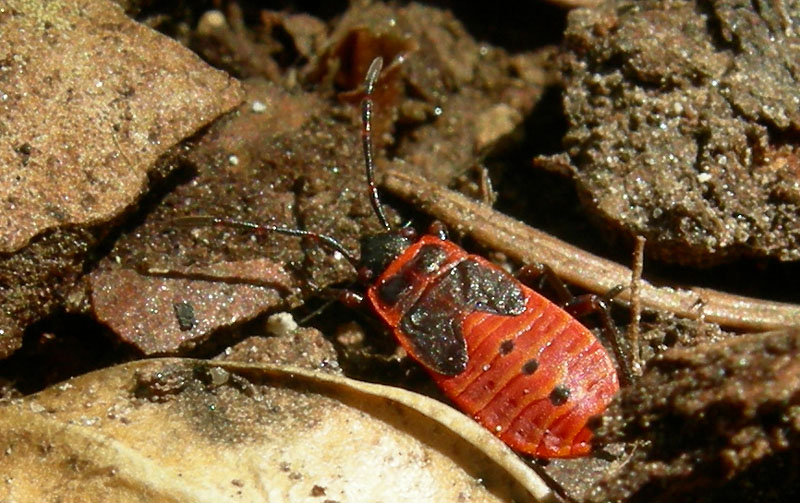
[90,258,296,354]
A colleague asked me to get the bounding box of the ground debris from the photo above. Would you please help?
[92,1,547,357]
[590,328,800,503]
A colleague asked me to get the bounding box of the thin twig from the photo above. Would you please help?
[628,236,645,376]
[381,168,800,331]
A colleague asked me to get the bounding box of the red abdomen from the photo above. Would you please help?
[434,286,618,457]
[367,235,619,458]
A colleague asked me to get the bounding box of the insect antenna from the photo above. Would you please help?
[170,59,390,269]
[361,57,392,232]
[171,216,359,269]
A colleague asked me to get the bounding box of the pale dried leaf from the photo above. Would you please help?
[0,359,554,503]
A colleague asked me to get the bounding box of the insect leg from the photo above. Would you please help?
[564,290,635,386]
[517,262,573,304]
[295,289,365,325]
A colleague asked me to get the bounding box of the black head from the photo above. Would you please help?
[359,231,414,278]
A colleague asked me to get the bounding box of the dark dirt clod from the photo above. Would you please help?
[589,328,800,503]
[173,301,196,331]
[544,0,800,266]
[133,363,192,402]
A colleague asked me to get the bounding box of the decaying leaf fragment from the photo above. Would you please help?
[89,259,299,354]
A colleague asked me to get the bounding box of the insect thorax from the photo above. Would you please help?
[359,232,414,278]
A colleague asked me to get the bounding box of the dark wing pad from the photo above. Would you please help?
[399,259,525,376]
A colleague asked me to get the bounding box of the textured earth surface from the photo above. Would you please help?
[548,0,800,266]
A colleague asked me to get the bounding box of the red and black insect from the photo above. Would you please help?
[187,58,621,458]
[364,233,620,457]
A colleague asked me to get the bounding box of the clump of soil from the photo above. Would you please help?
[590,328,800,503]
[544,0,800,266]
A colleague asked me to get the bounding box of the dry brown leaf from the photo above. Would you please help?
[0,0,242,252]
[0,358,554,502]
